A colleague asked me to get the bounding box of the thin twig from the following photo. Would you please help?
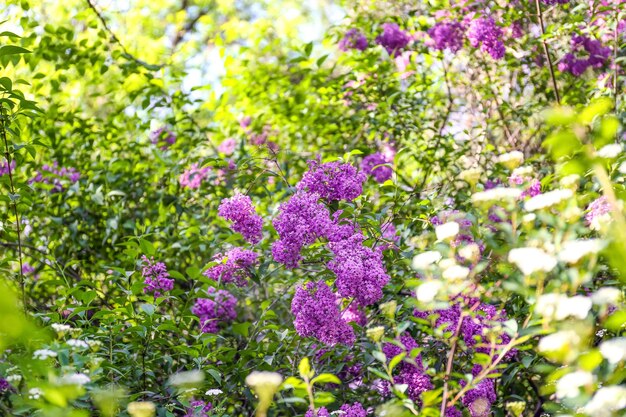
[535,0,561,104]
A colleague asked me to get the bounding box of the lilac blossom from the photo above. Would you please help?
[203,248,258,286]
[428,21,465,53]
[141,255,174,297]
[291,281,356,345]
[467,17,505,60]
[30,162,80,193]
[179,163,211,189]
[218,138,237,155]
[297,159,366,202]
[184,400,212,417]
[376,23,411,56]
[339,29,368,51]
[361,152,393,183]
[150,127,176,149]
[382,335,433,401]
[192,287,237,333]
[340,402,368,417]
[218,193,263,244]
[558,35,611,76]
[0,160,16,176]
[305,407,330,417]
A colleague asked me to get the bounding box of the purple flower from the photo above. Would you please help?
[21,263,35,275]
[339,29,368,51]
[297,159,366,202]
[428,21,465,53]
[30,162,80,193]
[150,127,176,149]
[179,163,211,189]
[586,196,611,227]
[192,287,237,333]
[0,159,16,176]
[291,281,356,346]
[204,247,258,286]
[218,138,237,155]
[218,193,263,244]
[376,23,411,56]
[185,399,212,417]
[141,255,174,297]
[327,230,390,306]
[272,191,332,268]
[239,116,252,129]
[461,372,496,417]
[305,407,330,417]
[340,299,367,326]
[541,0,569,4]
[339,402,367,417]
[361,153,393,183]
[558,35,611,76]
[0,377,11,393]
[467,17,505,60]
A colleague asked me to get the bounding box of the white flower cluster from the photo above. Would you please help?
[524,189,573,211]
[471,187,522,203]
[33,349,57,360]
[582,386,626,417]
[412,251,442,269]
[535,293,591,320]
[599,338,626,365]
[435,222,459,241]
[497,150,524,169]
[60,373,91,386]
[596,143,622,159]
[28,387,43,400]
[557,239,604,264]
[555,370,594,399]
[508,247,557,275]
[51,323,72,334]
[67,339,89,350]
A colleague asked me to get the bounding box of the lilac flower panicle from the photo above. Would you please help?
[192,287,237,333]
[141,255,174,297]
[586,196,611,226]
[339,402,367,417]
[0,377,10,392]
[218,193,263,244]
[382,335,433,400]
[218,138,237,155]
[339,28,368,51]
[376,23,411,56]
[184,399,213,417]
[272,191,332,268]
[461,372,496,417]
[0,160,16,176]
[327,231,390,305]
[558,35,611,76]
[428,21,465,53]
[361,153,393,183]
[297,159,366,201]
[204,247,258,286]
[30,162,80,193]
[467,17,505,60]
[291,281,355,346]
[305,407,330,417]
[150,127,176,149]
[179,163,211,189]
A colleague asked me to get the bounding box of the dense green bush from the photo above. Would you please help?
[0,0,625,416]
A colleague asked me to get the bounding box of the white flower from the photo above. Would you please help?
[33,349,57,360]
[508,247,557,275]
[127,401,156,417]
[28,387,43,400]
[583,386,626,417]
[205,389,223,396]
[597,143,622,159]
[558,239,604,264]
[459,168,482,184]
[497,151,524,169]
[538,330,580,353]
[435,222,459,241]
[524,189,573,211]
[522,213,536,223]
[591,287,622,305]
[245,371,283,389]
[619,162,626,174]
[416,280,443,303]
[6,374,21,383]
[555,370,594,399]
[442,265,470,281]
[168,370,205,386]
[599,338,626,364]
[61,373,91,386]
[458,243,480,263]
[412,251,442,269]
[512,166,533,177]
[535,294,592,320]
[472,187,522,203]
[560,174,580,188]
[330,411,347,416]
[67,339,89,350]
[51,323,72,333]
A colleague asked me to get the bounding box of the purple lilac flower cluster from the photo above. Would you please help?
[305,403,365,417]
[339,28,368,51]
[460,367,497,417]
[291,281,356,345]
[586,196,611,225]
[30,162,80,193]
[272,191,332,268]
[192,287,237,333]
[184,399,212,417]
[428,21,465,53]
[328,231,390,305]
[0,377,10,393]
[297,159,367,202]
[467,17,505,60]
[150,127,176,149]
[361,152,393,183]
[509,174,541,198]
[0,159,16,176]
[431,210,484,259]
[141,255,174,297]
[203,247,258,286]
[179,163,211,189]
[218,138,237,155]
[558,35,611,76]
[376,23,412,56]
[218,193,263,244]
[381,335,433,401]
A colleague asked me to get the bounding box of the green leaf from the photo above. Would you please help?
[0,45,31,57]
[311,373,341,386]
[298,357,313,379]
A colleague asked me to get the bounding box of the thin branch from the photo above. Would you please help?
[534,0,561,104]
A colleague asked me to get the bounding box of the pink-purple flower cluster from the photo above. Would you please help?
[297,159,366,202]
[218,138,237,155]
[339,29,368,52]
[376,23,411,56]
[218,193,263,244]
[179,163,211,189]
[428,21,465,53]
[291,281,356,345]
[203,247,258,286]
[150,127,176,149]
[586,195,610,225]
[305,403,365,417]
[361,152,393,183]
[184,399,212,417]
[467,17,505,60]
[509,174,541,198]
[30,162,80,193]
[141,255,174,297]
[0,159,15,176]
[192,287,237,333]
[558,35,611,76]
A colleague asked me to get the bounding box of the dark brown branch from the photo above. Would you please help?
[535,0,561,104]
